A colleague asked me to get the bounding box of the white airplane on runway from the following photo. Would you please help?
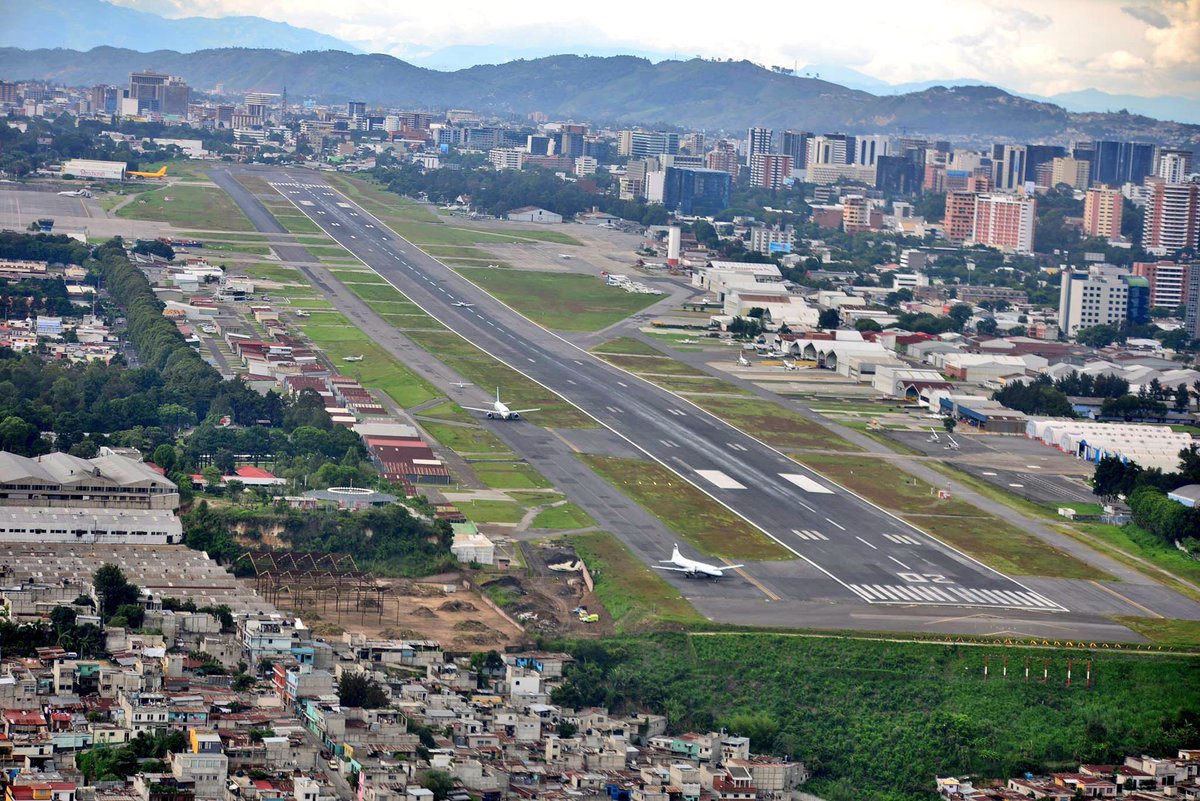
[452,301,475,308]
[464,388,540,420]
[342,355,364,362]
[58,189,92,198]
[737,353,752,367]
[653,545,743,579]
[451,382,472,389]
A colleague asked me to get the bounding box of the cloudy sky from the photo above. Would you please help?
[115,0,1200,99]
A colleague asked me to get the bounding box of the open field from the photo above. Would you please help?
[929,463,1200,599]
[414,400,473,423]
[1114,617,1200,647]
[597,353,709,376]
[457,269,660,331]
[235,264,302,283]
[133,159,208,181]
[532,503,597,529]
[580,455,793,561]
[297,315,440,408]
[590,336,663,356]
[116,184,255,231]
[178,231,271,241]
[197,242,272,255]
[799,454,1106,580]
[696,396,860,452]
[566,532,705,632]
[421,423,514,456]
[471,461,553,489]
[324,174,582,246]
[454,500,525,524]
[404,331,594,429]
[648,374,755,395]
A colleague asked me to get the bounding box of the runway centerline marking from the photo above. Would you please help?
[825,518,846,531]
[855,536,878,550]
[888,556,911,570]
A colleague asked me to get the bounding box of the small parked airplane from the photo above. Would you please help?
[737,353,751,367]
[452,301,475,308]
[652,544,743,580]
[464,388,539,420]
[127,166,168,179]
[677,338,698,344]
[342,355,364,362]
[58,189,92,198]
[779,360,798,371]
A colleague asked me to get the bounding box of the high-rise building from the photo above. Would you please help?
[129,71,189,115]
[972,194,1037,254]
[875,155,920,196]
[944,191,978,243]
[990,144,1027,192]
[746,127,773,165]
[842,195,873,233]
[705,140,741,178]
[1050,157,1091,190]
[1082,186,1124,241]
[90,84,119,114]
[1157,148,1195,184]
[1026,144,1066,183]
[1187,266,1200,340]
[347,100,366,119]
[1058,264,1133,335]
[617,130,679,159]
[807,134,851,167]
[1142,178,1200,256]
[780,130,811,168]
[1091,141,1156,187]
[681,132,706,155]
[654,167,731,215]
[851,135,890,167]
[750,154,792,190]
[1132,261,1192,310]
[0,81,16,104]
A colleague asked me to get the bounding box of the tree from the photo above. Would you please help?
[721,710,780,751]
[93,564,139,620]
[421,771,455,801]
[131,239,175,261]
[152,444,178,472]
[557,721,578,738]
[855,318,882,332]
[943,417,957,433]
[337,673,390,708]
[948,304,974,331]
[1075,324,1124,348]
[818,308,840,329]
[975,318,999,336]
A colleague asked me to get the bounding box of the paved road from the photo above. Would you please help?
[206,165,1169,643]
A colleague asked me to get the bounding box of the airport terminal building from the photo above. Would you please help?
[0,450,181,544]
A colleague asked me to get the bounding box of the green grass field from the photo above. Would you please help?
[590,336,664,356]
[581,454,793,561]
[1114,617,1200,647]
[414,400,473,423]
[455,500,525,524]
[178,231,271,241]
[404,331,594,429]
[117,184,255,231]
[471,461,552,489]
[134,159,208,181]
[595,352,710,376]
[695,396,860,452]
[532,503,597,529]
[197,242,272,255]
[236,264,303,283]
[799,454,1107,580]
[297,315,440,408]
[457,269,660,331]
[567,532,705,632]
[420,422,514,456]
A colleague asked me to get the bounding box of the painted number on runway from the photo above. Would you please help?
[897,572,951,584]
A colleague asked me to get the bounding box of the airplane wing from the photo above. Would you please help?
[651,565,691,572]
[509,408,541,414]
[462,406,495,414]
[718,564,745,572]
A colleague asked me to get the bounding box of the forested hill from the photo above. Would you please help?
[3,46,1198,142]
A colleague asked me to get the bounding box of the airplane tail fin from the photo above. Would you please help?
[671,543,682,560]
[496,387,501,403]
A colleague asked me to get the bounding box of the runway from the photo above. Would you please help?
[211,168,1080,614]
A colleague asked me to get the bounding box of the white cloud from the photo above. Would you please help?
[108,0,1200,99]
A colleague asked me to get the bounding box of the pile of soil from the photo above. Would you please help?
[410,606,437,618]
[439,600,478,612]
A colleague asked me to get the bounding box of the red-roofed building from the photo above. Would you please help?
[3,709,47,736]
[222,466,287,487]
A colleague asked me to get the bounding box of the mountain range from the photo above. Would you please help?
[3,45,1196,143]
[2,0,353,55]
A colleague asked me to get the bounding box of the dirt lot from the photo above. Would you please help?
[480,540,613,637]
[242,572,528,651]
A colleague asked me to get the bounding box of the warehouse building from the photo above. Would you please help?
[1026,419,1194,472]
[59,159,127,181]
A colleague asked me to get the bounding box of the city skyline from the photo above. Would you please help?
[111,0,1200,101]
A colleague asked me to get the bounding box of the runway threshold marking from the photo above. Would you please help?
[780,473,833,493]
[723,559,780,602]
[1088,580,1163,618]
[696,469,745,490]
